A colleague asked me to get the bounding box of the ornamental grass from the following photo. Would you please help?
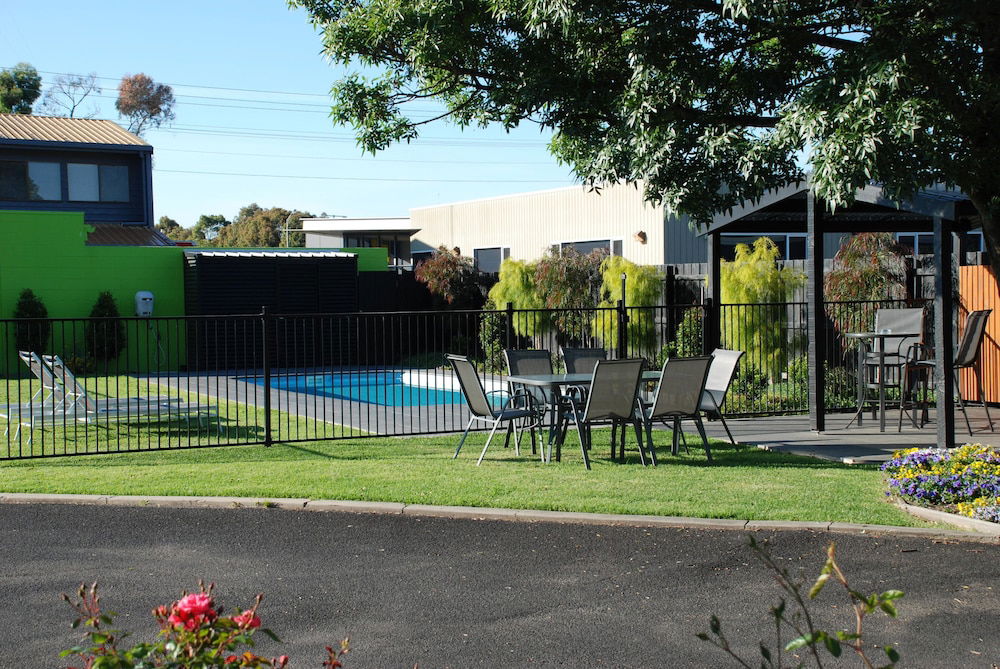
[882,444,1000,521]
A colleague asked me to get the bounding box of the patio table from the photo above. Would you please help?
[506,371,661,462]
[844,331,919,433]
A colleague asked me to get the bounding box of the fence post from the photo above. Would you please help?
[505,302,515,349]
[261,306,273,447]
[616,299,628,359]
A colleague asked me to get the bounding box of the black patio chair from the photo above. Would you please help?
[902,309,994,435]
[447,355,540,465]
[643,356,714,463]
[563,358,647,469]
[503,349,572,454]
[561,347,608,373]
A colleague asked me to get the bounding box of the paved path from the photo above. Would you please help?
[4,503,1000,667]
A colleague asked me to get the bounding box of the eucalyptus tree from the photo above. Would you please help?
[292,0,1000,277]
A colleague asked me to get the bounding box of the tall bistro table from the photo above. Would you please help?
[505,371,662,462]
[844,331,920,433]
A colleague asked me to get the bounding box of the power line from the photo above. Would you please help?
[158,147,556,166]
[154,168,572,184]
[29,68,332,98]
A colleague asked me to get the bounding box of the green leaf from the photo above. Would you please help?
[823,635,842,657]
[710,615,721,634]
[785,631,820,651]
[881,589,905,601]
[835,630,861,641]
[879,600,898,617]
[759,644,771,660]
[808,572,830,599]
[886,645,900,662]
[261,627,282,642]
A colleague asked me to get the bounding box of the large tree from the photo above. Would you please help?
[292,0,1000,278]
[116,73,176,136]
[213,204,311,248]
[0,62,41,114]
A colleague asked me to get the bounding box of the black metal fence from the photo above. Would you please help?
[0,299,926,460]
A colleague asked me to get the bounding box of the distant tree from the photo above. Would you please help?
[533,247,604,337]
[592,256,663,353]
[156,215,194,241]
[115,73,175,135]
[0,62,42,114]
[192,214,230,241]
[39,72,101,118]
[86,292,126,362]
[12,288,50,353]
[213,205,311,248]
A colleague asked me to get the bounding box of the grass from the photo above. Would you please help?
[0,425,927,527]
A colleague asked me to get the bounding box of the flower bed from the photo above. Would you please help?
[882,444,1000,523]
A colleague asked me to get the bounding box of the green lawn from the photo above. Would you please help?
[0,426,923,527]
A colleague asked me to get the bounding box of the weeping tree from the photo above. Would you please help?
[720,238,805,381]
[487,258,548,337]
[591,255,663,354]
[824,232,912,351]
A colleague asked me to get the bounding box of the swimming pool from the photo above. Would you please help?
[251,371,471,407]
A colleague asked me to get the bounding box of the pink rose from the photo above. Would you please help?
[233,610,262,629]
[168,592,217,630]
[274,655,289,668]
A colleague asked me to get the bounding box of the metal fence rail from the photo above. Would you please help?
[0,299,927,459]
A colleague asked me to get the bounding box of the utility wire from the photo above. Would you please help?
[158,147,556,166]
[154,168,573,184]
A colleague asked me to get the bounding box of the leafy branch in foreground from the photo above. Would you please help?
[698,539,903,668]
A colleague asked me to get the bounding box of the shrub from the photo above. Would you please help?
[477,298,507,373]
[720,237,805,382]
[85,291,127,362]
[653,308,704,367]
[12,288,50,353]
[414,246,487,308]
[591,255,662,355]
[533,246,604,339]
[61,582,349,668]
[488,258,549,337]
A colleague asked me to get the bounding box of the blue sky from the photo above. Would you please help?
[1,0,577,226]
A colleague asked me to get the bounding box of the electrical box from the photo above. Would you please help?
[135,291,154,317]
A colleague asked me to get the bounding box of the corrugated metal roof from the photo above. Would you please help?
[86,225,174,246]
[0,114,149,147]
[184,250,356,258]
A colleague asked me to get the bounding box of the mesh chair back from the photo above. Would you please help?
[447,355,494,418]
[706,349,743,396]
[562,347,607,373]
[44,354,97,412]
[504,349,556,405]
[874,308,924,355]
[651,356,713,418]
[18,350,60,397]
[582,359,643,421]
[955,309,992,368]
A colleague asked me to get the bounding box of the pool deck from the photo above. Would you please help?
[150,368,998,463]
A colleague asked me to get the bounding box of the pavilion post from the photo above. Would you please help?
[933,215,956,447]
[806,191,826,431]
[705,232,722,353]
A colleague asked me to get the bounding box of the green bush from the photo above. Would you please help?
[477,299,507,373]
[591,255,662,355]
[85,291,127,362]
[654,308,704,367]
[12,288,50,354]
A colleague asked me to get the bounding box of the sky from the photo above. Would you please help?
[0,0,578,227]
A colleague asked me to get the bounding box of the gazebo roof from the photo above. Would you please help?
[705,181,976,234]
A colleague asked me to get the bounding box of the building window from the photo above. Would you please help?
[67,163,129,202]
[559,239,621,256]
[0,160,61,201]
[411,250,434,266]
[720,233,806,261]
[473,247,509,273]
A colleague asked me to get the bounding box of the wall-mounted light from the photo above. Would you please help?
[634,231,647,244]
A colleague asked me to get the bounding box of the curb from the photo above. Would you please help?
[895,500,1000,537]
[1,492,996,543]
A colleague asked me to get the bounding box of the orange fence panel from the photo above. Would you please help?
[959,265,1000,404]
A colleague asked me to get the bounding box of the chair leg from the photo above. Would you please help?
[618,419,627,463]
[671,418,680,456]
[571,411,591,470]
[454,417,475,459]
[632,418,648,466]
[645,414,654,462]
[694,416,713,462]
[977,366,994,432]
[956,379,974,437]
[477,419,505,465]
[503,422,514,449]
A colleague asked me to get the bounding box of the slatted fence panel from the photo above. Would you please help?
[959,265,1000,403]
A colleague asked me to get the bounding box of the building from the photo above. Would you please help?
[0,114,170,245]
[307,181,986,270]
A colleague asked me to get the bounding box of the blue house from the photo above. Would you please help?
[0,114,169,245]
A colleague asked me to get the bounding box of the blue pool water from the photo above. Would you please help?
[251,372,468,407]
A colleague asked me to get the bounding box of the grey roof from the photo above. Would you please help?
[705,181,973,234]
[0,114,149,147]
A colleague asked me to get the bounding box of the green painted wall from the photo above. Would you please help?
[333,247,388,272]
[0,210,188,319]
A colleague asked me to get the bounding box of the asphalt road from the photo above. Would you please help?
[2,504,999,668]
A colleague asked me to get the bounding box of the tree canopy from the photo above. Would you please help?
[0,63,41,114]
[213,204,311,248]
[39,72,101,119]
[292,0,1000,277]
[116,73,176,135]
